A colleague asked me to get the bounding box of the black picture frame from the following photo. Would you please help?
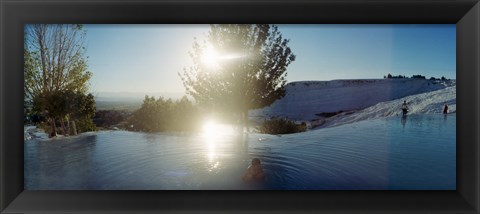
[1,0,479,213]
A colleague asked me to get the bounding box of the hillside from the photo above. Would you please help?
[321,85,456,128]
[249,78,456,125]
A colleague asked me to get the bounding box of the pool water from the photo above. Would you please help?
[24,114,455,190]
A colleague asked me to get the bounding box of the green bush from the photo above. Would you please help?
[75,117,96,133]
[127,95,201,132]
[257,118,307,135]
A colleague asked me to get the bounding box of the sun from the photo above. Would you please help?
[201,45,219,68]
[200,44,247,69]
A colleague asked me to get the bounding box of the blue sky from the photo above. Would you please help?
[84,24,456,95]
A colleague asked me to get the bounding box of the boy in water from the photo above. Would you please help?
[443,103,448,114]
[242,158,265,182]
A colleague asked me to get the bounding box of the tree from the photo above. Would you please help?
[71,92,96,134]
[179,24,296,129]
[63,91,96,135]
[24,24,92,137]
[412,75,425,79]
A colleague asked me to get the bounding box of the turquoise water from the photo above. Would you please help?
[24,114,455,190]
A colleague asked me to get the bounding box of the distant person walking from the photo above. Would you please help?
[443,103,448,114]
[401,100,409,116]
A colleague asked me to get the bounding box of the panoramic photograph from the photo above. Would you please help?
[24,24,456,190]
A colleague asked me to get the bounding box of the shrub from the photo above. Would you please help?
[94,110,129,128]
[257,118,307,135]
[75,117,97,133]
[127,95,201,132]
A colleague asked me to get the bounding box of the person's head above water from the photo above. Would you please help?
[251,158,261,166]
[243,158,265,182]
[404,100,407,103]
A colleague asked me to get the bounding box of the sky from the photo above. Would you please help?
[84,24,456,96]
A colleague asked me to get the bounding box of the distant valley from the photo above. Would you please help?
[94,91,184,111]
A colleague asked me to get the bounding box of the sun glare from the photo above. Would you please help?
[201,45,219,68]
[201,45,248,69]
[202,119,221,167]
[203,119,218,139]
[201,119,235,142]
[201,119,235,170]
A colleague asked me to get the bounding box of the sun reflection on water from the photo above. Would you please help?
[202,119,234,172]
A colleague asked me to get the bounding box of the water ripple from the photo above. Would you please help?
[25,114,455,190]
